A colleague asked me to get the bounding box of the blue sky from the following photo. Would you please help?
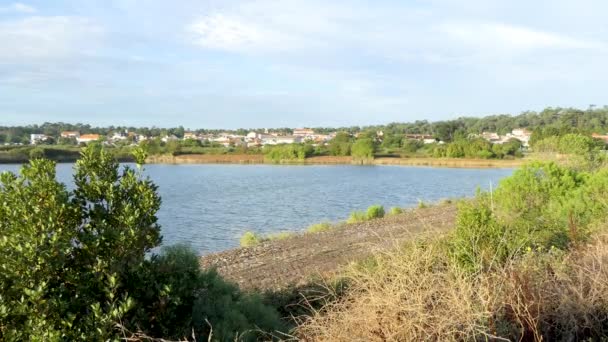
[1,0,607,129]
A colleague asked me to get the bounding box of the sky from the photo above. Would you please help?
[0,0,607,129]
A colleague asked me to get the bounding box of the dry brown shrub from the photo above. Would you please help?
[487,233,608,341]
[296,234,608,341]
[296,237,495,341]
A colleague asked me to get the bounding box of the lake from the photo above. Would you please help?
[0,163,513,254]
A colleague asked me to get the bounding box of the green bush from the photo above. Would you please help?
[328,132,353,156]
[351,138,376,160]
[347,211,368,224]
[450,162,608,273]
[240,231,265,247]
[307,222,333,233]
[29,147,45,159]
[366,205,385,219]
[388,207,403,216]
[0,146,161,340]
[0,146,287,340]
[123,245,286,341]
[263,143,314,163]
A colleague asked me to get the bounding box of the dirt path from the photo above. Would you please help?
[200,204,458,291]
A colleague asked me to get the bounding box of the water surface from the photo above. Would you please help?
[0,163,512,254]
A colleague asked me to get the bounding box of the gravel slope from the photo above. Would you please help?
[200,204,458,291]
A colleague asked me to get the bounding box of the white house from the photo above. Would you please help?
[293,128,315,137]
[77,134,101,144]
[30,134,49,145]
[60,131,80,139]
[506,129,532,147]
[161,135,179,143]
[183,132,198,140]
[110,131,128,142]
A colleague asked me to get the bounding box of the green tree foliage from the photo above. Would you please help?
[366,205,385,219]
[328,132,353,156]
[0,146,285,340]
[450,162,608,273]
[123,245,285,341]
[534,133,603,155]
[263,143,313,162]
[0,146,160,339]
[29,147,45,159]
[351,138,376,160]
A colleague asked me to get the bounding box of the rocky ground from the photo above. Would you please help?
[200,204,458,291]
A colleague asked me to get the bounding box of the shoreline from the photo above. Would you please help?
[200,203,458,291]
[146,154,525,168]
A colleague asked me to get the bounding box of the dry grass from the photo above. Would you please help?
[296,232,608,341]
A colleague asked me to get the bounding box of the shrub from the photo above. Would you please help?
[347,211,368,224]
[297,231,608,341]
[29,147,45,159]
[417,200,428,208]
[366,205,385,219]
[450,162,607,273]
[388,207,403,216]
[263,144,313,162]
[0,147,287,340]
[307,222,333,233]
[351,138,376,160]
[0,146,161,340]
[124,244,286,341]
[240,231,265,247]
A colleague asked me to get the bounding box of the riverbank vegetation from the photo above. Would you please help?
[0,146,287,340]
[239,204,390,247]
[296,158,608,340]
[4,106,608,164]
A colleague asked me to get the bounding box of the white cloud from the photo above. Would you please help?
[439,22,603,51]
[188,14,289,52]
[0,2,36,13]
[0,16,103,61]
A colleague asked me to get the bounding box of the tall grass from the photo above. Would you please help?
[347,205,386,224]
[297,232,608,341]
[296,162,608,340]
[240,231,294,247]
[307,222,333,233]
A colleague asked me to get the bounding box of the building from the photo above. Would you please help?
[506,128,532,147]
[77,134,101,144]
[183,132,198,140]
[261,135,302,145]
[60,131,80,138]
[480,132,500,141]
[30,134,49,145]
[110,131,128,142]
[161,135,179,143]
[293,128,315,137]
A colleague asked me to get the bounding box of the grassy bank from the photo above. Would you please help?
[0,145,134,163]
[295,161,608,341]
[145,153,526,168]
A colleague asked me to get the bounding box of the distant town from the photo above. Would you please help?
[21,127,540,147]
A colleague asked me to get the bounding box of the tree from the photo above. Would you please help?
[351,138,376,160]
[328,132,352,156]
[0,145,161,339]
[0,146,286,340]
